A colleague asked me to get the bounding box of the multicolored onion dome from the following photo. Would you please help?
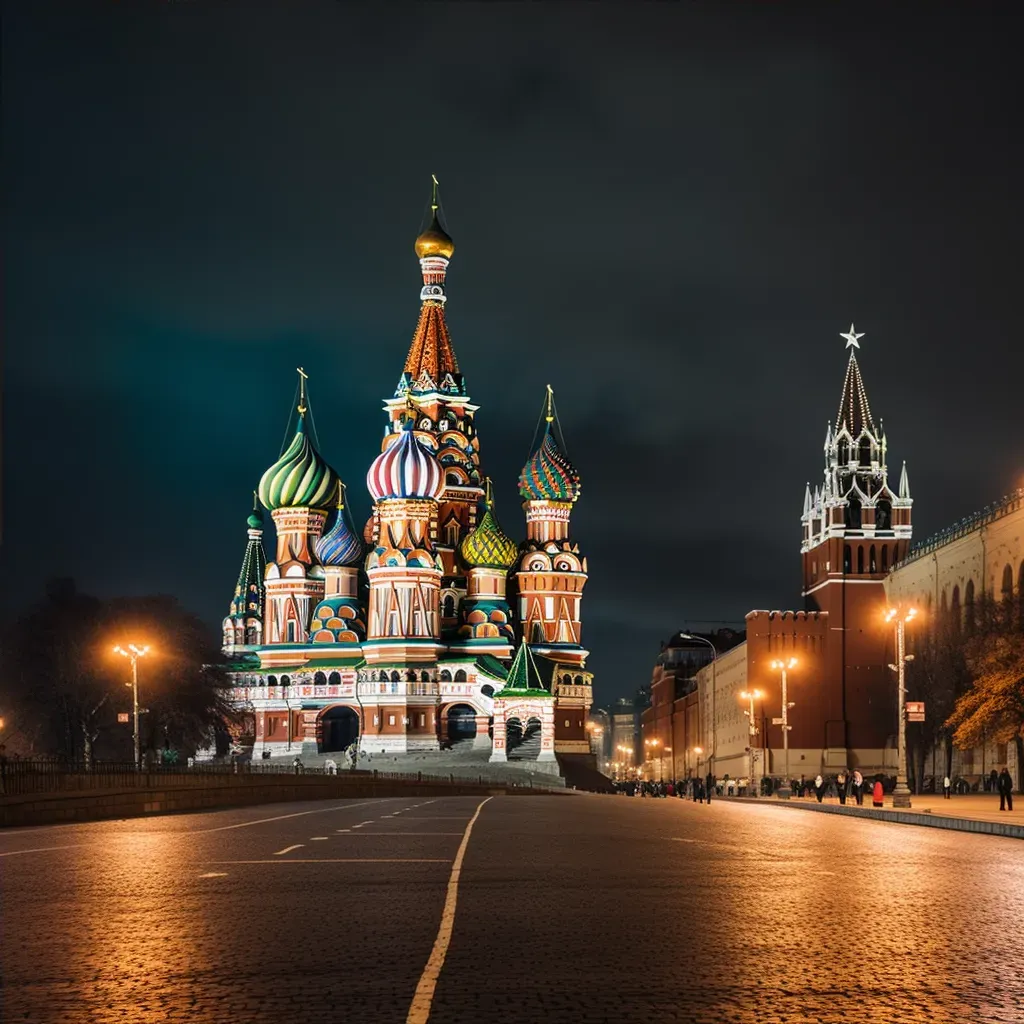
[460,505,517,570]
[367,421,444,502]
[414,210,455,260]
[518,426,581,502]
[315,502,363,568]
[259,415,340,511]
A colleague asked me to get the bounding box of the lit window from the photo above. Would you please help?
[389,715,395,726]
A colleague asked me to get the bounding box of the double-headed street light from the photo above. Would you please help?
[739,688,763,795]
[769,658,797,798]
[885,606,918,809]
[114,643,150,770]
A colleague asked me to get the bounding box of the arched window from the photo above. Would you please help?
[268,675,278,687]
[1002,564,1014,604]
[876,499,892,531]
[838,439,849,464]
[964,580,975,632]
[421,671,430,682]
[313,671,327,687]
[328,671,341,687]
[951,585,961,635]
[856,546,864,575]
[846,496,862,529]
[481,684,494,698]
[406,669,417,682]
[859,437,872,466]
[843,545,852,574]
[440,670,452,682]
[454,669,467,682]
[442,594,456,618]
[280,675,291,687]
[881,545,889,573]
[391,671,401,683]
[244,626,258,645]
[869,545,877,573]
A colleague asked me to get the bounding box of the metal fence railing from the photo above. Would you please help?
[0,758,550,797]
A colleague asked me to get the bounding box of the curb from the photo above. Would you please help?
[722,795,1024,840]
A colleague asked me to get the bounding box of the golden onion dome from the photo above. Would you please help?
[415,210,455,260]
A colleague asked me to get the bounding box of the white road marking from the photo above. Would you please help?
[197,799,389,833]
[335,832,463,836]
[336,829,351,833]
[198,872,228,878]
[0,845,85,858]
[406,796,492,1024]
[310,837,329,841]
[273,844,304,856]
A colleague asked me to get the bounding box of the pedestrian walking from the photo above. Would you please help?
[705,771,714,804]
[813,774,825,803]
[988,768,999,793]
[998,767,1014,811]
[852,770,864,806]
[942,775,952,800]
[872,779,884,808]
[837,770,848,805]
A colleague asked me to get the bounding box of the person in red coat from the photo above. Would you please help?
[872,779,884,808]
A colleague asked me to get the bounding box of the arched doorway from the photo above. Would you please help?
[320,706,360,753]
[446,704,477,744]
[506,716,523,751]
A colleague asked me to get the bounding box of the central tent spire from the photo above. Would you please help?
[403,176,461,392]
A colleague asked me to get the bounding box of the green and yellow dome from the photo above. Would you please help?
[460,503,517,570]
[258,413,340,512]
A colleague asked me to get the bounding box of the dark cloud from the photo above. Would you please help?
[3,4,1022,705]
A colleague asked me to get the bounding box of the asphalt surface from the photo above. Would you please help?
[1,794,1021,1024]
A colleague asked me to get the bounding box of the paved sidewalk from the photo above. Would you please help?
[726,791,1024,839]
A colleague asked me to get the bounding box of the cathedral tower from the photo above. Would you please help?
[258,371,339,645]
[361,418,446,752]
[373,180,485,638]
[454,478,516,657]
[221,494,267,653]
[515,387,593,754]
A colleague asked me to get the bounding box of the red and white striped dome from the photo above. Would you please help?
[367,422,445,502]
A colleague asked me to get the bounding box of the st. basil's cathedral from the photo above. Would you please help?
[219,186,593,770]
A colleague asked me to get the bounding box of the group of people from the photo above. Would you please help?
[615,774,719,803]
[791,770,880,806]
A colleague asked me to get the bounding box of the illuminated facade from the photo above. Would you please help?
[219,192,593,765]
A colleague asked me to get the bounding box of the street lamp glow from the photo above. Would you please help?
[885,606,918,808]
[769,657,797,798]
[114,643,151,770]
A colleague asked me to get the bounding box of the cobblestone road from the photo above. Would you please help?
[1,794,1021,1023]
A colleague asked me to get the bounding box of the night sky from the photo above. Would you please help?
[4,5,1023,706]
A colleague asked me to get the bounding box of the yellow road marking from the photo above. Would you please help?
[406,796,492,1024]
[208,858,451,864]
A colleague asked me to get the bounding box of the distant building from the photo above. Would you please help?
[678,330,1022,787]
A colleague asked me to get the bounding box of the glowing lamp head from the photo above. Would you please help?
[693,746,703,755]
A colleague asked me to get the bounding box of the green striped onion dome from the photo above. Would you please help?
[518,425,580,503]
[460,504,518,570]
[258,414,340,511]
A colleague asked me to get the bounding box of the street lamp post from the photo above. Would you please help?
[770,658,797,799]
[739,688,763,796]
[114,643,150,770]
[679,633,718,778]
[886,606,918,809]
[692,746,703,785]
